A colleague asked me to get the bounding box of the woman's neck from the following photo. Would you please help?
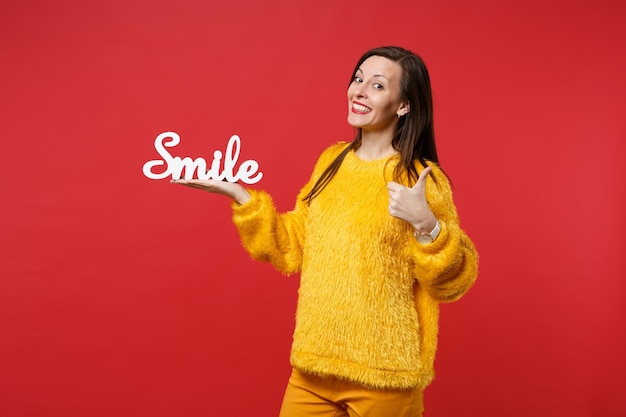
[355,131,396,161]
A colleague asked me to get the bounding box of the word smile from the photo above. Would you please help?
[142,132,263,184]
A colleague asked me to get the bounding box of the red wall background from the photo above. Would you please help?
[1,0,624,416]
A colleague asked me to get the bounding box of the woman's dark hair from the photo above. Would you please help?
[303,46,440,204]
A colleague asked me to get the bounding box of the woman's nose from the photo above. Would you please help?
[351,83,366,98]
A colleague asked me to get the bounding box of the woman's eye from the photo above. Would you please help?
[354,76,363,83]
[373,83,383,89]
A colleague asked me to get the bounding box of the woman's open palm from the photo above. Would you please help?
[171,179,251,205]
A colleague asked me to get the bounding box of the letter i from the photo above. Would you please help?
[202,150,225,180]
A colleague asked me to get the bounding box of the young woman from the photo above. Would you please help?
[173,46,478,417]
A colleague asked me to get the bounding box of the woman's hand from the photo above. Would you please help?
[170,179,251,205]
[387,167,437,233]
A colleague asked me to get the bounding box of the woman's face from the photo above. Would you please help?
[347,56,408,134]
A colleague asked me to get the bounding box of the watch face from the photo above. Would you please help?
[417,234,433,244]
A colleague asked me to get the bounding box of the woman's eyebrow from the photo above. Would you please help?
[356,68,390,80]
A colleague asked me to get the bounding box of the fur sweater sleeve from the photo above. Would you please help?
[230,189,308,274]
[230,143,345,274]
[408,163,479,302]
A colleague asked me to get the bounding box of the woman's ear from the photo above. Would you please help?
[397,102,410,118]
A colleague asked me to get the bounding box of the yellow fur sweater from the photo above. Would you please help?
[231,142,478,390]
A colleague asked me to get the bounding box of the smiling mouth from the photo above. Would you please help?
[352,103,371,114]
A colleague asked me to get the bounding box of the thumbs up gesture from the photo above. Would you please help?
[387,166,438,233]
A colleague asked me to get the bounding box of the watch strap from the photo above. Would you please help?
[414,220,440,244]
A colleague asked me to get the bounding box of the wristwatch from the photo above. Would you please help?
[414,220,441,244]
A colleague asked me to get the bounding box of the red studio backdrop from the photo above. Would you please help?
[1,1,624,416]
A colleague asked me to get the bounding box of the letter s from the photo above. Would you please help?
[142,131,180,179]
